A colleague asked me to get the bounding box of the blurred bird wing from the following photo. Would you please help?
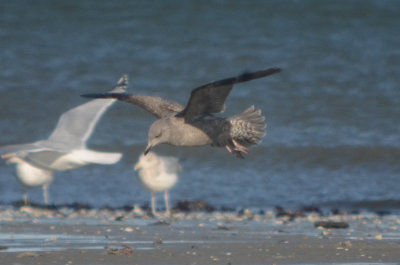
[48,75,128,147]
[0,140,64,160]
[24,150,68,170]
[24,149,122,171]
[161,157,181,174]
[176,68,281,122]
[82,93,184,119]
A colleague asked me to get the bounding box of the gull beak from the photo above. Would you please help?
[144,144,152,156]
[134,162,141,170]
[5,156,20,164]
[144,148,150,156]
[2,153,18,164]
[1,153,15,160]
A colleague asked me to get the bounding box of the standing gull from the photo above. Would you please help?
[0,76,127,204]
[82,68,281,158]
[134,152,181,217]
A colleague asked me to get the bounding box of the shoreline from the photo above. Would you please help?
[1,204,400,264]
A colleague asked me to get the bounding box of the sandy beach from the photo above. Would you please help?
[1,204,399,265]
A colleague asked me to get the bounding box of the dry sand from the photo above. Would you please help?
[0,205,400,264]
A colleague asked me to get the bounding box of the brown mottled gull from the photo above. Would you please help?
[82,68,281,158]
[0,76,127,204]
[134,151,181,217]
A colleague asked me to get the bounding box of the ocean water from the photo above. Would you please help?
[0,0,399,210]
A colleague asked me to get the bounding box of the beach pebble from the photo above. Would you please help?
[322,231,332,236]
[123,227,134,232]
[338,241,352,249]
[154,238,163,244]
[239,208,255,220]
[210,255,220,261]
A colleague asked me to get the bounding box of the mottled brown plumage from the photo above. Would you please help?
[82,68,281,158]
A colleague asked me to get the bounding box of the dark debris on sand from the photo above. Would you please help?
[105,246,134,256]
[173,200,215,213]
[314,221,349,229]
[274,206,306,221]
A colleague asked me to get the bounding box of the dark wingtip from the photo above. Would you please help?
[80,93,111,99]
[202,67,282,89]
[80,92,128,99]
[239,67,282,82]
[264,67,282,75]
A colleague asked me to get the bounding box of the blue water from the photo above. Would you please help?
[0,1,399,209]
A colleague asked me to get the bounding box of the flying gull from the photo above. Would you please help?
[82,68,281,158]
[0,76,127,204]
[134,151,181,217]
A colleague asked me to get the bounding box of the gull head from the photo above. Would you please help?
[134,152,158,170]
[144,120,171,155]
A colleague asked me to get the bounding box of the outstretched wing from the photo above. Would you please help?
[0,141,59,159]
[161,156,182,174]
[176,68,281,121]
[48,75,128,147]
[81,93,184,119]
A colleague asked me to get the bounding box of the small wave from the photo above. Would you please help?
[322,199,400,213]
[262,145,400,168]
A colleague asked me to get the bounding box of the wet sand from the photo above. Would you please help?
[1,205,400,264]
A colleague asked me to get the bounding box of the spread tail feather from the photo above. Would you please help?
[228,106,266,157]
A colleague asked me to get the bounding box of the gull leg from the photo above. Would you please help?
[164,191,171,216]
[24,192,29,205]
[151,192,158,217]
[226,145,234,153]
[232,139,249,154]
[226,143,245,158]
[43,184,50,205]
